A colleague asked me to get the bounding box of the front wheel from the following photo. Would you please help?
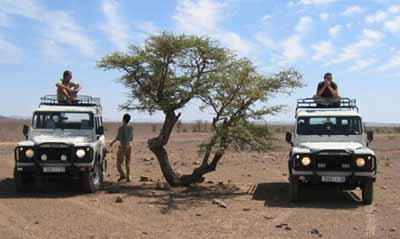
[289,176,300,202]
[14,170,28,193]
[362,180,374,205]
[81,161,103,193]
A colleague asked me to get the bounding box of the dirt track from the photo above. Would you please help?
[0,121,399,239]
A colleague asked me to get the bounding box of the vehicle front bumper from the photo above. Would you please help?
[291,170,376,189]
[15,162,94,178]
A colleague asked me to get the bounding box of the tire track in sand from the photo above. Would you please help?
[365,205,377,239]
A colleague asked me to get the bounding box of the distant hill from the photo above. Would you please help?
[0,115,30,121]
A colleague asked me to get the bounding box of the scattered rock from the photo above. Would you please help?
[195,213,202,217]
[381,186,388,190]
[275,223,288,229]
[212,199,228,208]
[206,180,214,184]
[218,181,224,185]
[140,176,150,182]
[142,231,148,235]
[282,173,288,176]
[390,228,396,232]
[264,216,275,220]
[34,220,39,225]
[193,161,200,165]
[243,208,251,211]
[310,228,321,235]
[247,174,252,177]
[115,196,123,203]
[156,181,171,191]
[284,226,292,231]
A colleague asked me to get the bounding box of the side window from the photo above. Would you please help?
[95,116,104,135]
[95,117,99,133]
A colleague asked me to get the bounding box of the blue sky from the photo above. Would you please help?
[0,0,399,123]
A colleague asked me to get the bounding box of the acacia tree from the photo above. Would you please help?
[98,33,303,187]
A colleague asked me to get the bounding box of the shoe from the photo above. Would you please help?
[126,178,131,182]
[117,176,126,182]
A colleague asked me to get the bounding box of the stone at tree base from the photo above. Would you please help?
[115,196,123,203]
[212,199,228,208]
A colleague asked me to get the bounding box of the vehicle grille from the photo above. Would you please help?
[37,146,72,162]
[315,152,352,171]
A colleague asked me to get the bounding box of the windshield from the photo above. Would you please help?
[297,116,362,135]
[33,112,94,130]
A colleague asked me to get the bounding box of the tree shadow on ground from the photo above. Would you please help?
[253,182,363,209]
[104,182,247,214]
[0,176,247,214]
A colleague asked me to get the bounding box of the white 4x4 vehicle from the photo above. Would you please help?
[285,98,376,204]
[14,95,107,193]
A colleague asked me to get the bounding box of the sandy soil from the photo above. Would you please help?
[0,120,399,239]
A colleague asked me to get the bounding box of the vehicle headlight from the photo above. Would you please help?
[301,156,311,166]
[76,149,86,158]
[41,154,48,161]
[356,157,366,167]
[25,149,35,158]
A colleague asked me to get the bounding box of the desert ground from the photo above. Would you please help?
[0,120,399,239]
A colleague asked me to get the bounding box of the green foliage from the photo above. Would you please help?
[227,122,275,151]
[99,32,304,174]
[98,32,228,114]
[199,58,304,153]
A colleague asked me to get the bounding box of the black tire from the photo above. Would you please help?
[289,176,300,202]
[362,180,374,205]
[81,161,102,193]
[14,169,28,193]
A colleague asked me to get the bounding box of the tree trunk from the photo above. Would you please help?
[148,110,224,187]
[148,110,182,186]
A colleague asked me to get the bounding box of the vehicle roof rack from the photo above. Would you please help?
[296,97,359,114]
[39,95,102,112]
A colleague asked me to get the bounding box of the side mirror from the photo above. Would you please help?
[285,132,293,145]
[367,131,374,142]
[22,125,29,139]
[98,126,104,135]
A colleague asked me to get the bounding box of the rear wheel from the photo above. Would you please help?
[81,161,102,193]
[289,176,300,202]
[362,180,374,205]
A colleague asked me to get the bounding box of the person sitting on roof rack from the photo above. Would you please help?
[314,72,340,107]
[56,70,82,104]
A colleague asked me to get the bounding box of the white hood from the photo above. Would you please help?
[299,142,364,152]
[30,129,93,145]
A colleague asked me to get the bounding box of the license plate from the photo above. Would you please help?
[43,167,65,173]
[321,176,345,183]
